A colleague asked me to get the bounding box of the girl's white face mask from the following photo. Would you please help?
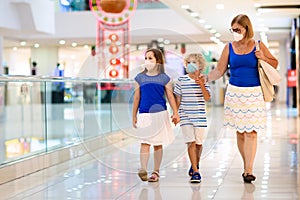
[144,60,156,71]
[233,32,244,41]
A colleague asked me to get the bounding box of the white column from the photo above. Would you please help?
[0,36,3,74]
[278,40,288,103]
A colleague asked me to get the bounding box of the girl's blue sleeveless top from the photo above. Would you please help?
[228,42,260,87]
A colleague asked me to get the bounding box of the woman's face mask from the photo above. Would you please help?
[186,62,198,73]
[233,32,244,41]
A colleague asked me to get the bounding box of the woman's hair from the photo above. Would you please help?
[184,53,206,73]
[142,48,165,74]
[231,14,254,39]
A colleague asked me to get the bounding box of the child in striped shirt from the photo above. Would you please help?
[174,53,211,183]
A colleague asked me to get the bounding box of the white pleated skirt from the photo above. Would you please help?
[135,110,174,146]
[224,84,267,133]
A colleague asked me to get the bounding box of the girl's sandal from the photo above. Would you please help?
[138,169,148,181]
[148,171,160,182]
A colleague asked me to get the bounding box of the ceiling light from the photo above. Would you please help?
[190,12,199,17]
[215,33,221,37]
[216,4,224,10]
[83,45,89,49]
[60,0,71,6]
[210,36,217,41]
[34,43,40,48]
[254,3,261,8]
[164,40,170,45]
[59,40,66,45]
[198,19,205,24]
[157,38,164,43]
[204,24,212,29]
[181,4,190,9]
[210,29,217,33]
[20,41,26,46]
[13,47,17,51]
[71,42,77,47]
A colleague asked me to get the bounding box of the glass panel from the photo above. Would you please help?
[45,80,84,150]
[0,80,46,164]
[82,82,106,139]
[0,77,138,166]
[110,81,135,132]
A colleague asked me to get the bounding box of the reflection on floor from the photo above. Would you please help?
[0,103,299,200]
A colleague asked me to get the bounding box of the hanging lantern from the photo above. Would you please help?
[109,34,119,42]
[100,0,127,14]
[109,69,119,78]
[109,58,121,66]
[109,45,119,54]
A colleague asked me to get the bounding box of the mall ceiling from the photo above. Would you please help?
[160,0,300,43]
[2,0,300,48]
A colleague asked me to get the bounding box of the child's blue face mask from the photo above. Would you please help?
[186,63,198,73]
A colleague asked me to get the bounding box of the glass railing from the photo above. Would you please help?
[0,75,135,165]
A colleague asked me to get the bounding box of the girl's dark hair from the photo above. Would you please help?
[142,48,165,74]
[231,14,254,39]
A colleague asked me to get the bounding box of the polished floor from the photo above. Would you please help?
[1,102,299,200]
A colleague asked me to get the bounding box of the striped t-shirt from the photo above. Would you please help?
[174,75,210,127]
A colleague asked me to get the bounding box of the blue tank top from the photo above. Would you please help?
[135,73,170,113]
[229,42,260,87]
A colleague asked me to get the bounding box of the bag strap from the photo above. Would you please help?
[255,41,260,68]
[255,40,260,51]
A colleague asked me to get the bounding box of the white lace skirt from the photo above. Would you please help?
[224,84,266,133]
[135,110,174,146]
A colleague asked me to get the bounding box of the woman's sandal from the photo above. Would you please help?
[148,171,160,182]
[138,169,148,181]
[242,173,256,183]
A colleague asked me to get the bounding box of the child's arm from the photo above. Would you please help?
[132,81,140,128]
[175,94,181,109]
[165,81,180,125]
[195,77,211,101]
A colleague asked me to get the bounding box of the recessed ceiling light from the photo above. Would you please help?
[34,43,40,48]
[181,4,190,9]
[254,3,261,8]
[164,40,170,45]
[215,33,221,37]
[210,36,217,41]
[59,40,66,45]
[204,24,212,29]
[216,4,224,10]
[210,29,217,33]
[190,12,199,17]
[157,38,164,43]
[71,42,77,47]
[20,41,26,46]
[198,19,205,24]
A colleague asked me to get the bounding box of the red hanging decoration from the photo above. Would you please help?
[181,43,186,54]
[109,69,119,78]
[109,34,119,42]
[100,0,127,14]
[109,58,121,66]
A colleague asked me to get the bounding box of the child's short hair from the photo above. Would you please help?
[184,53,206,73]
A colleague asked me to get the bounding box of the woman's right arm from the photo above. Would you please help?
[206,44,230,82]
[132,81,140,128]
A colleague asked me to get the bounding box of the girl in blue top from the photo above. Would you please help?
[132,48,179,182]
[203,14,278,183]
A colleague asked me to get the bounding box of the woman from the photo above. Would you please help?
[203,14,278,183]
